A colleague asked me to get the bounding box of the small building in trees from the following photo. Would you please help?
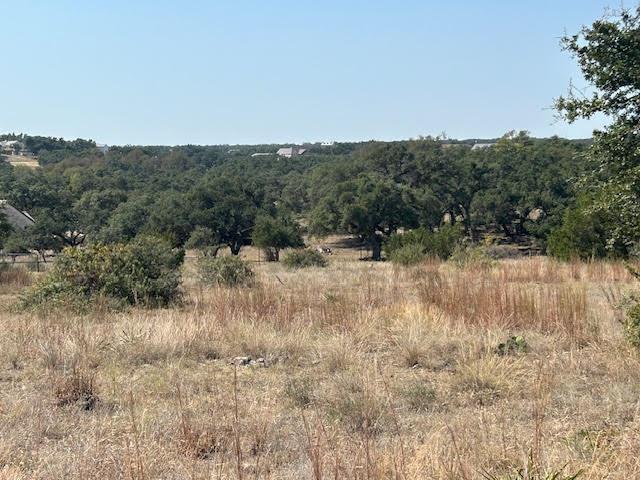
[0,140,24,155]
[0,200,35,231]
[471,142,496,151]
[277,146,307,158]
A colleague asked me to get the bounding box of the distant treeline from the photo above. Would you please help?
[0,131,589,259]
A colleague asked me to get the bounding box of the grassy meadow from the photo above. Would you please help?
[0,244,639,479]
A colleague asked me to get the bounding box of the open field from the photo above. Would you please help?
[1,155,39,169]
[1,255,639,479]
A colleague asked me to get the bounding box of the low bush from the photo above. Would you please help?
[21,236,184,309]
[547,199,627,260]
[283,375,315,408]
[197,255,255,287]
[449,244,494,269]
[388,244,427,266]
[624,303,640,348]
[282,249,328,269]
[53,369,99,410]
[400,380,436,412]
[386,225,464,265]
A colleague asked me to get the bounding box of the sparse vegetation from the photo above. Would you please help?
[282,249,328,269]
[196,255,255,287]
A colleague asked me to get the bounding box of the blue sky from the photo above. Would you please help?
[0,1,620,145]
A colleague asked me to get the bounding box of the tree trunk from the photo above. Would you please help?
[263,247,278,262]
[229,241,241,256]
[371,236,382,261]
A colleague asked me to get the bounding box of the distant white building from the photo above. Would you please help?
[471,143,496,151]
[96,143,110,154]
[0,140,23,154]
[321,141,335,147]
[277,146,307,158]
[251,152,273,157]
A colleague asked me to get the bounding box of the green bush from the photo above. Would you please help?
[197,255,255,287]
[448,244,494,269]
[21,236,184,309]
[282,249,328,269]
[547,200,628,260]
[388,244,427,266]
[625,303,640,349]
[386,225,464,264]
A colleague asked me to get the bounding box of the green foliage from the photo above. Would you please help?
[282,249,328,269]
[547,198,628,260]
[386,225,464,264]
[400,380,436,412]
[0,132,588,257]
[189,177,257,255]
[252,213,303,261]
[494,336,528,356]
[624,265,640,349]
[0,212,12,250]
[388,244,427,266]
[449,244,494,269]
[21,236,184,309]
[555,7,640,250]
[624,302,640,349]
[184,226,221,256]
[196,255,255,287]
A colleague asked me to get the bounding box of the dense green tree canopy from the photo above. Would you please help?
[0,132,589,258]
[554,6,640,252]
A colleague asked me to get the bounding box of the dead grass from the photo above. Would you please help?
[0,255,637,479]
[0,266,32,293]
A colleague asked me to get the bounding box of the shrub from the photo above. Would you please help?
[282,249,328,269]
[547,199,628,260]
[400,380,436,412]
[494,335,529,356]
[388,243,427,266]
[386,225,463,264]
[21,236,184,309]
[449,244,494,269]
[53,369,99,410]
[283,375,314,408]
[197,255,255,287]
[625,303,640,348]
[185,226,222,256]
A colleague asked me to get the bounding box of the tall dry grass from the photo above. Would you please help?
[0,256,637,479]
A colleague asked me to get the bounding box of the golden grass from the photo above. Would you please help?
[0,255,638,479]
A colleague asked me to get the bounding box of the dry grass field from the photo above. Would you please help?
[1,155,39,169]
[1,251,639,479]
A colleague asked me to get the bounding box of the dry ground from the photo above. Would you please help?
[0,254,639,479]
[1,155,39,169]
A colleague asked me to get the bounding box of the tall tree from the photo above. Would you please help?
[311,176,417,261]
[252,212,303,261]
[555,6,640,250]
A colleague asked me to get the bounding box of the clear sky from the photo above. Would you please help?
[0,1,620,145]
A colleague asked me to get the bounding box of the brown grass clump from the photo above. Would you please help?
[0,265,31,291]
[52,368,99,410]
[417,268,590,340]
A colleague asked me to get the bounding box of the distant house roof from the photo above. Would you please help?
[471,143,496,150]
[96,143,109,153]
[0,200,35,231]
[277,147,307,158]
[0,140,22,151]
[251,152,272,157]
